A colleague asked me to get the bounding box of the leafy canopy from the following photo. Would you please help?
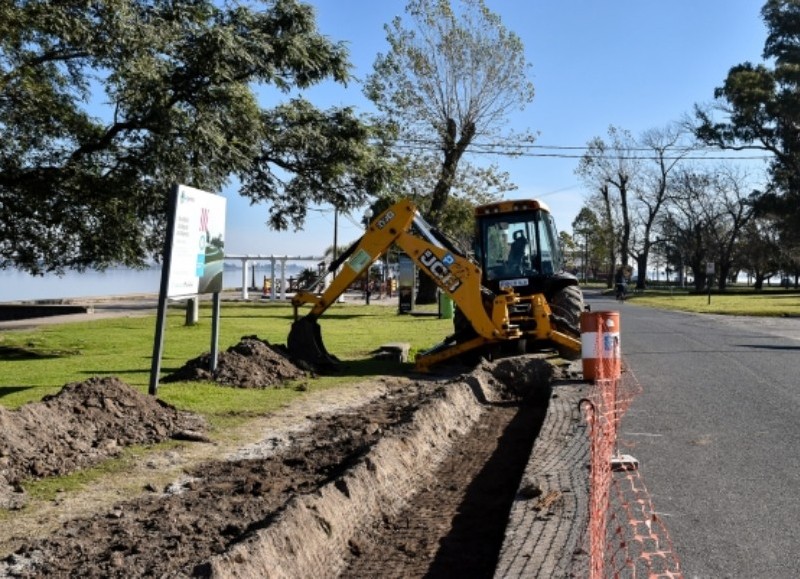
[0,0,386,274]
[694,0,800,233]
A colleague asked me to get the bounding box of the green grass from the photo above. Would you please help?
[621,288,800,317]
[4,291,794,414]
[0,301,453,416]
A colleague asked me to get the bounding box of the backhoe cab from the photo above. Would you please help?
[287,198,582,373]
[472,199,584,339]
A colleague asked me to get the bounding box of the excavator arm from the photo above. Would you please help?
[290,200,415,319]
[288,199,523,371]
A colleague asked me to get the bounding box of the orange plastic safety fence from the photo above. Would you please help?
[580,318,682,578]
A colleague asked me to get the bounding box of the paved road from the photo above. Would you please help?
[585,292,800,578]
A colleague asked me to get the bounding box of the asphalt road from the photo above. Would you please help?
[585,291,800,578]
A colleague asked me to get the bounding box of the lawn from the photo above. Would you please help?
[0,301,453,421]
[619,287,800,317]
[6,287,796,418]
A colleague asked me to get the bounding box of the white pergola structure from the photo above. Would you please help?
[225,254,325,300]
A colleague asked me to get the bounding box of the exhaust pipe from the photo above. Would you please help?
[287,316,340,372]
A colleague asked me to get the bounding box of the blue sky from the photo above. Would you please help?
[221,0,769,258]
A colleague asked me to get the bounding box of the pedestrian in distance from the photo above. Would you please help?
[615,266,628,302]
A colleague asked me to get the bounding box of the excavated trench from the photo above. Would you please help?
[1,357,573,578]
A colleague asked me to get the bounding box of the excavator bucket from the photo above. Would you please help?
[287,316,340,371]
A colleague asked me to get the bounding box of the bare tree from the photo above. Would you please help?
[704,165,757,290]
[659,164,758,291]
[629,125,694,289]
[576,126,640,284]
[365,0,536,302]
[659,168,715,291]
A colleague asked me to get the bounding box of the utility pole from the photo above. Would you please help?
[333,206,338,263]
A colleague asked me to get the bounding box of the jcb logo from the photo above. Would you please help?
[420,249,462,293]
[376,210,395,230]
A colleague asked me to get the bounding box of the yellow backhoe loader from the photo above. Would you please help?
[288,198,583,372]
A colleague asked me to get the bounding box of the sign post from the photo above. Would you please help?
[706,262,715,305]
[397,254,416,314]
[149,184,227,395]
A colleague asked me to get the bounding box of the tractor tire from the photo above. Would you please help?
[549,284,584,336]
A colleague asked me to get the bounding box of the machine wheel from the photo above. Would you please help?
[549,285,584,335]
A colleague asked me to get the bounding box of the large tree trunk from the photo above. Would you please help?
[690,257,706,292]
[618,173,631,268]
[417,119,475,305]
[718,264,731,291]
[636,253,648,289]
[599,184,616,288]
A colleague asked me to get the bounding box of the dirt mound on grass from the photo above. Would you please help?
[0,376,206,510]
[162,335,307,388]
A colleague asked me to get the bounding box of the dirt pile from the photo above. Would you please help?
[477,355,555,401]
[1,379,446,577]
[0,376,206,510]
[163,336,307,387]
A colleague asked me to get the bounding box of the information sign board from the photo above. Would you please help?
[167,185,227,297]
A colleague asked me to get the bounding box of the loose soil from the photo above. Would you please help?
[0,340,578,578]
[0,377,207,510]
[161,336,309,387]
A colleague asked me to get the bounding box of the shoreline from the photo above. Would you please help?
[0,290,404,330]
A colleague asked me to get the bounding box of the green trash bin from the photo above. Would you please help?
[438,292,454,319]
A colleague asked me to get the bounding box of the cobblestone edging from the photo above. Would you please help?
[494,382,590,578]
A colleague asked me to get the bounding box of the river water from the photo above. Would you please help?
[0,264,310,303]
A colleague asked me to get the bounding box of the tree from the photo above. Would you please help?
[571,206,605,282]
[628,125,693,290]
[657,165,756,292]
[559,230,578,273]
[242,99,392,232]
[365,0,535,301]
[0,0,385,274]
[738,216,782,289]
[777,231,800,287]
[702,165,757,290]
[578,124,697,289]
[658,169,715,292]
[694,0,800,239]
[576,127,640,285]
[371,150,509,251]
[366,0,534,226]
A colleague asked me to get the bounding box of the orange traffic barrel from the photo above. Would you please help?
[580,311,621,382]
